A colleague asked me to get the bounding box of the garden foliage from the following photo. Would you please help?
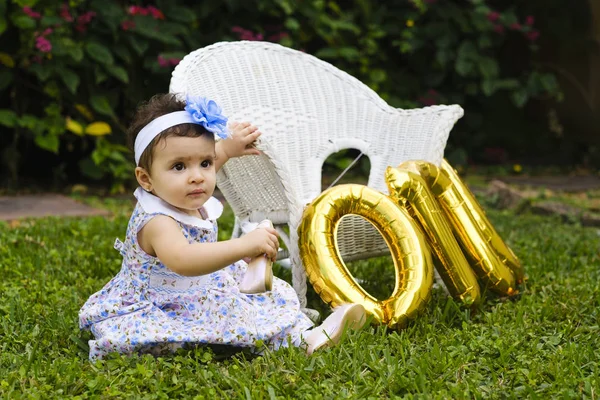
[0,0,565,189]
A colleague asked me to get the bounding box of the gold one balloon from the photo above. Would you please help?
[298,184,433,329]
[398,160,521,296]
[385,167,481,306]
[440,159,524,283]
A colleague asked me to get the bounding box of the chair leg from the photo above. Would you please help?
[231,217,242,239]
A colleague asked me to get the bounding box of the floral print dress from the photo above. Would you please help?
[79,188,314,361]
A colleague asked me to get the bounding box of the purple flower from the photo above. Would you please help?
[185,97,229,139]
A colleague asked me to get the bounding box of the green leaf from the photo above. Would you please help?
[18,114,41,129]
[85,42,114,65]
[511,90,529,108]
[79,157,105,180]
[90,95,115,117]
[454,58,473,77]
[315,48,337,59]
[40,16,62,27]
[28,64,52,81]
[369,69,386,83]
[135,24,182,46]
[35,134,60,153]
[58,68,79,94]
[0,1,6,35]
[127,35,149,56]
[478,57,499,79]
[478,35,492,49]
[69,46,84,62]
[0,15,7,36]
[284,17,300,31]
[481,80,496,96]
[0,109,17,127]
[104,64,128,83]
[112,44,131,64]
[94,66,108,85]
[540,73,559,92]
[338,47,360,61]
[275,0,294,15]
[164,6,196,23]
[0,69,12,91]
[495,79,520,90]
[12,15,36,29]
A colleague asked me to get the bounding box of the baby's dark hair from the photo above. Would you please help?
[127,93,211,171]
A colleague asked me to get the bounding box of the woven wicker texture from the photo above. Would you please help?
[170,41,464,309]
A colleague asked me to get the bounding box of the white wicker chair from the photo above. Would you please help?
[170,41,464,315]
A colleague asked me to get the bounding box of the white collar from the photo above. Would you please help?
[134,187,223,229]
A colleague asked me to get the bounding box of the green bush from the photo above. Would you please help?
[0,0,566,190]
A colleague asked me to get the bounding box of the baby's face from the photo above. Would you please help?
[147,135,217,216]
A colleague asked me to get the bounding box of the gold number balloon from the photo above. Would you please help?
[384,167,481,305]
[298,184,434,329]
[397,160,521,295]
[440,160,524,283]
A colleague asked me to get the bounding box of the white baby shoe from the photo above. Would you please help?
[239,219,274,294]
[304,303,367,355]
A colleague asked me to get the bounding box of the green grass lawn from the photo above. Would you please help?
[1,197,599,399]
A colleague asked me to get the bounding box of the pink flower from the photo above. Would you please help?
[121,20,136,31]
[267,32,289,42]
[23,6,41,19]
[60,3,74,22]
[526,30,540,42]
[147,6,164,20]
[525,15,535,25]
[493,24,505,34]
[128,5,142,15]
[35,36,52,53]
[487,11,500,22]
[128,5,149,16]
[77,11,96,25]
[169,58,180,66]
[232,26,264,41]
[157,55,170,68]
[42,28,53,36]
[418,96,436,106]
[510,23,521,30]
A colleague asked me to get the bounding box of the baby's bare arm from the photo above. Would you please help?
[139,215,279,276]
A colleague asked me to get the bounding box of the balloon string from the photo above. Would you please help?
[326,152,364,190]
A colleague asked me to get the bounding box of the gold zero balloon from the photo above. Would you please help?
[398,160,521,296]
[298,184,434,329]
[384,167,481,306]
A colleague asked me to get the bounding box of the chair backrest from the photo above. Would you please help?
[170,41,463,225]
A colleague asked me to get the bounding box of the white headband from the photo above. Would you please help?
[134,96,229,165]
[134,111,194,165]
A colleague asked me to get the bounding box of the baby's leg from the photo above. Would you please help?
[303,303,367,355]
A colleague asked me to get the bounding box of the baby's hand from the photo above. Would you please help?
[244,226,279,261]
[222,121,262,159]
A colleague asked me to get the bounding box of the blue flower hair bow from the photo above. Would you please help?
[184,96,229,139]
